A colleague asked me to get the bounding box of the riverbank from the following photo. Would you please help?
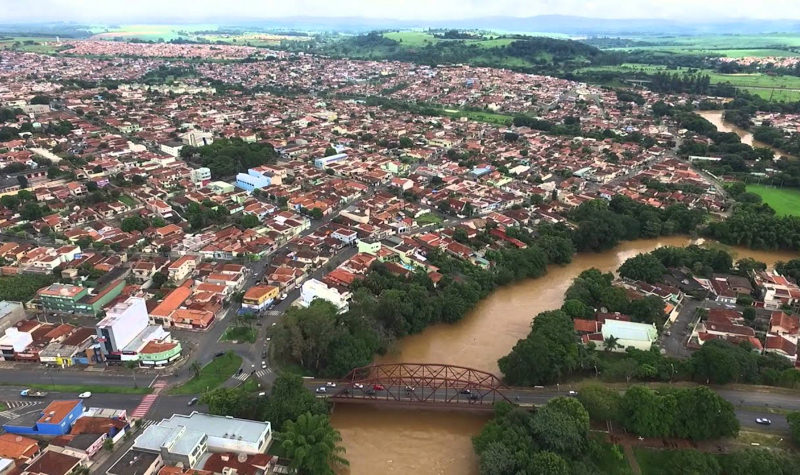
[331,237,797,474]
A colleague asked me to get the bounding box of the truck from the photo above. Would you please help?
[20,389,47,398]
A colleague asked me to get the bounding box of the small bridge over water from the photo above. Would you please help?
[324,363,512,411]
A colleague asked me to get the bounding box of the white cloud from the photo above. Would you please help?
[3,0,800,23]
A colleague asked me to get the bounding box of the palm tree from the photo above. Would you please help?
[124,360,138,388]
[280,412,348,475]
[603,335,619,353]
[190,360,202,379]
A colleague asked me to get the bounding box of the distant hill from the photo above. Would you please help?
[229,15,800,36]
[298,32,605,75]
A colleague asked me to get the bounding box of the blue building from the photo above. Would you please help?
[3,399,84,436]
[236,168,273,192]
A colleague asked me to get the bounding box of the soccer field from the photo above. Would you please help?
[746,184,800,216]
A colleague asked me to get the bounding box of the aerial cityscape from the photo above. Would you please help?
[3,1,800,474]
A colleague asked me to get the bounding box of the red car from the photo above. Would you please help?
[373,384,385,391]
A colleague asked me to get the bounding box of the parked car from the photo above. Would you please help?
[755,418,772,425]
[315,387,327,394]
[78,392,92,399]
[373,384,385,391]
[188,397,199,406]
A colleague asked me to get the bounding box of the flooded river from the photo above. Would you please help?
[332,237,797,474]
[697,110,777,152]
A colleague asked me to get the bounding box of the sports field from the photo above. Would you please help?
[746,184,800,216]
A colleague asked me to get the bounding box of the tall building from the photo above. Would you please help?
[96,297,149,354]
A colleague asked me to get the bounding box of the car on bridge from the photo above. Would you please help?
[373,384,385,391]
[365,388,377,396]
[459,388,471,395]
[353,383,364,389]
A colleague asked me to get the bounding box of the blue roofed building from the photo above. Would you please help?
[3,399,84,436]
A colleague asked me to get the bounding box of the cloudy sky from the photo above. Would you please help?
[4,0,800,22]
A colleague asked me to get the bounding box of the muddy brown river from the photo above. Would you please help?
[332,237,797,474]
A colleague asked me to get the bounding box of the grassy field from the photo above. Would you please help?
[416,213,444,225]
[383,31,514,48]
[170,352,242,395]
[442,108,514,125]
[14,383,152,394]
[89,24,216,41]
[579,63,800,101]
[605,34,800,58]
[0,36,63,53]
[220,326,257,343]
[746,184,800,216]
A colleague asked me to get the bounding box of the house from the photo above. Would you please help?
[107,449,163,475]
[166,255,199,282]
[0,433,39,464]
[241,285,279,312]
[21,449,82,475]
[300,279,350,312]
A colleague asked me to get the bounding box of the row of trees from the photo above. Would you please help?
[706,204,800,250]
[579,385,739,440]
[618,245,734,282]
[568,197,706,253]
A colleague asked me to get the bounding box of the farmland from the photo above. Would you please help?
[746,184,800,217]
[382,31,515,48]
[600,34,800,57]
[577,63,800,101]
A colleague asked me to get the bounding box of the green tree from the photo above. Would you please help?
[527,451,570,475]
[618,253,667,283]
[576,384,622,423]
[280,412,348,475]
[262,374,327,431]
[789,411,800,445]
[498,310,578,385]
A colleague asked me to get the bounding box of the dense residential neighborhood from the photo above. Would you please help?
[3,6,800,474]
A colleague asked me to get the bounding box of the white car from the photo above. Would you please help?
[568,390,578,396]
[78,391,92,398]
[325,381,337,388]
[353,383,364,389]
[261,361,267,369]
[315,386,327,394]
[755,417,772,425]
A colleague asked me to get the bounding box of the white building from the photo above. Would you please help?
[190,167,211,185]
[133,412,272,469]
[600,320,658,352]
[96,297,149,354]
[300,279,350,312]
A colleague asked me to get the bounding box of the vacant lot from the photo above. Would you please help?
[170,352,242,395]
[746,184,800,216]
[383,31,514,48]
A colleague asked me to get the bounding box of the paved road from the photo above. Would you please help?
[305,379,797,435]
